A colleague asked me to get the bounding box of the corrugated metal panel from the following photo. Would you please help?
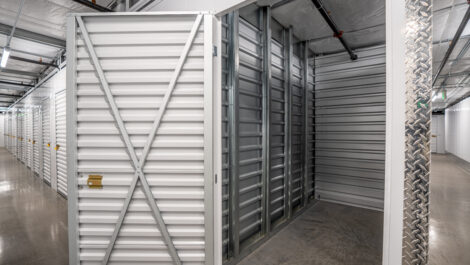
[221,14,230,260]
[307,62,315,197]
[43,98,52,184]
[237,17,264,247]
[290,53,304,211]
[18,111,24,161]
[314,45,385,210]
[55,90,67,196]
[27,108,33,169]
[69,13,214,265]
[33,107,41,174]
[269,38,287,225]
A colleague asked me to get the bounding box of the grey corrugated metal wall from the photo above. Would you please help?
[223,7,315,264]
[314,45,385,210]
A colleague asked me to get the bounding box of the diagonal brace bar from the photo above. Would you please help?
[76,14,203,265]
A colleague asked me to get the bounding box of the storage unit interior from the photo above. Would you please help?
[1,0,386,264]
[221,1,385,263]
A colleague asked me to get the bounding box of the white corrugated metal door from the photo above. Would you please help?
[18,111,24,161]
[27,108,34,169]
[67,13,216,265]
[42,99,52,184]
[55,90,67,196]
[33,107,41,175]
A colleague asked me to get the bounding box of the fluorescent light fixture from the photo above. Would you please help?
[1,47,10,68]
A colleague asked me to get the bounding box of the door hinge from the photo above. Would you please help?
[213,45,218,57]
[215,173,218,184]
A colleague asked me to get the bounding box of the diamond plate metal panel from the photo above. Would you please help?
[403,0,432,264]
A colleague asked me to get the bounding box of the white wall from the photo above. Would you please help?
[431,114,445,154]
[0,114,4,147]
[445,97,470,162]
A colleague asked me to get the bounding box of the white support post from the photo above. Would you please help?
[383,0,406,264]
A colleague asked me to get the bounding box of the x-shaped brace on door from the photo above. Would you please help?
[76,14,204,265]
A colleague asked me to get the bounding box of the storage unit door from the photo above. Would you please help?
[33,108,41,174]
[314,45,385,210]
[68,13,216,265]
[55,90,67,196]
[42,99,52,184]
[13,112,17,157]
[18,114,23,161]
[27,109,33,169]
[22,112,27,163]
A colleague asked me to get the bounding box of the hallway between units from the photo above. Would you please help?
[0,147,68,265]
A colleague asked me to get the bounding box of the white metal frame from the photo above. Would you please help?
[67,12,222,265]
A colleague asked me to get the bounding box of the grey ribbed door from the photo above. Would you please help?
[42,99,52,184]
[314,45,385,210]
[55,90,67,196]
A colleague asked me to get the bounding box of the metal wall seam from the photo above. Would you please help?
[302,41,310,205]
[66,15,79,265]
[203,13,215,265]
[261,5,272,235]
[229,10,241,258]
[286,27,293,219]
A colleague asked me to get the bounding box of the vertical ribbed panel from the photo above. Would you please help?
[221,14,230,260]
[42,99,52,184]
[314,45,385,210]
[237,17,263,247]
[18,111,24,161]
[27,108,33,169]
[33,108,41,174]
[55,90,67,196]
[290,53,304,211]
[269,38,286,225]
[70,14,213,264]
[307,62,315,197]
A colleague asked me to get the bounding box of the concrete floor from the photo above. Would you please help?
[429,154,470,265]
[0,148,68,265]
[238,202,383,265]
[0,147,469,265]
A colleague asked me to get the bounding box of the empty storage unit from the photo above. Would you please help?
[64,4,386,264]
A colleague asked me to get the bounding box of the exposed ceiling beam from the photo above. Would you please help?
[311,0,357,60]
[0,68,40,77]
[433,4,470,86]
[0,45,56,60]
[0,23,65,48]
[272,0,297,9]
[0,53,58,67]
[72,0,113,12]
[0,79,34,87]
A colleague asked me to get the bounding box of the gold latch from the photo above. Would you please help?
[87,175,103,189]
[47,142,50,147]
[32,140,36,144]
[54,144,60,150]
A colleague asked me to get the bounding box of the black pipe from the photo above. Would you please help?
[0,53,58,67]
[72,0,113,12]
[311,0,357,60]
[433,5,470,86]
[0,80,34,87]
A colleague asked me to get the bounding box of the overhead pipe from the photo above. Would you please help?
[0,80,34,87]
[433,4,470,87]
[72,0,113,12]
[311,0,358,60]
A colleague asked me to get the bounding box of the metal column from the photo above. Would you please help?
[228,10,240,258]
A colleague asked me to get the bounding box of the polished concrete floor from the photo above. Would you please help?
[0,146,469,265]
[0,148,68,265]
[429,154,470,265]
[238,202,384,265]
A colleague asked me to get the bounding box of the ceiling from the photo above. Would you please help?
[0,0,469,111]
[0,0,115,110]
